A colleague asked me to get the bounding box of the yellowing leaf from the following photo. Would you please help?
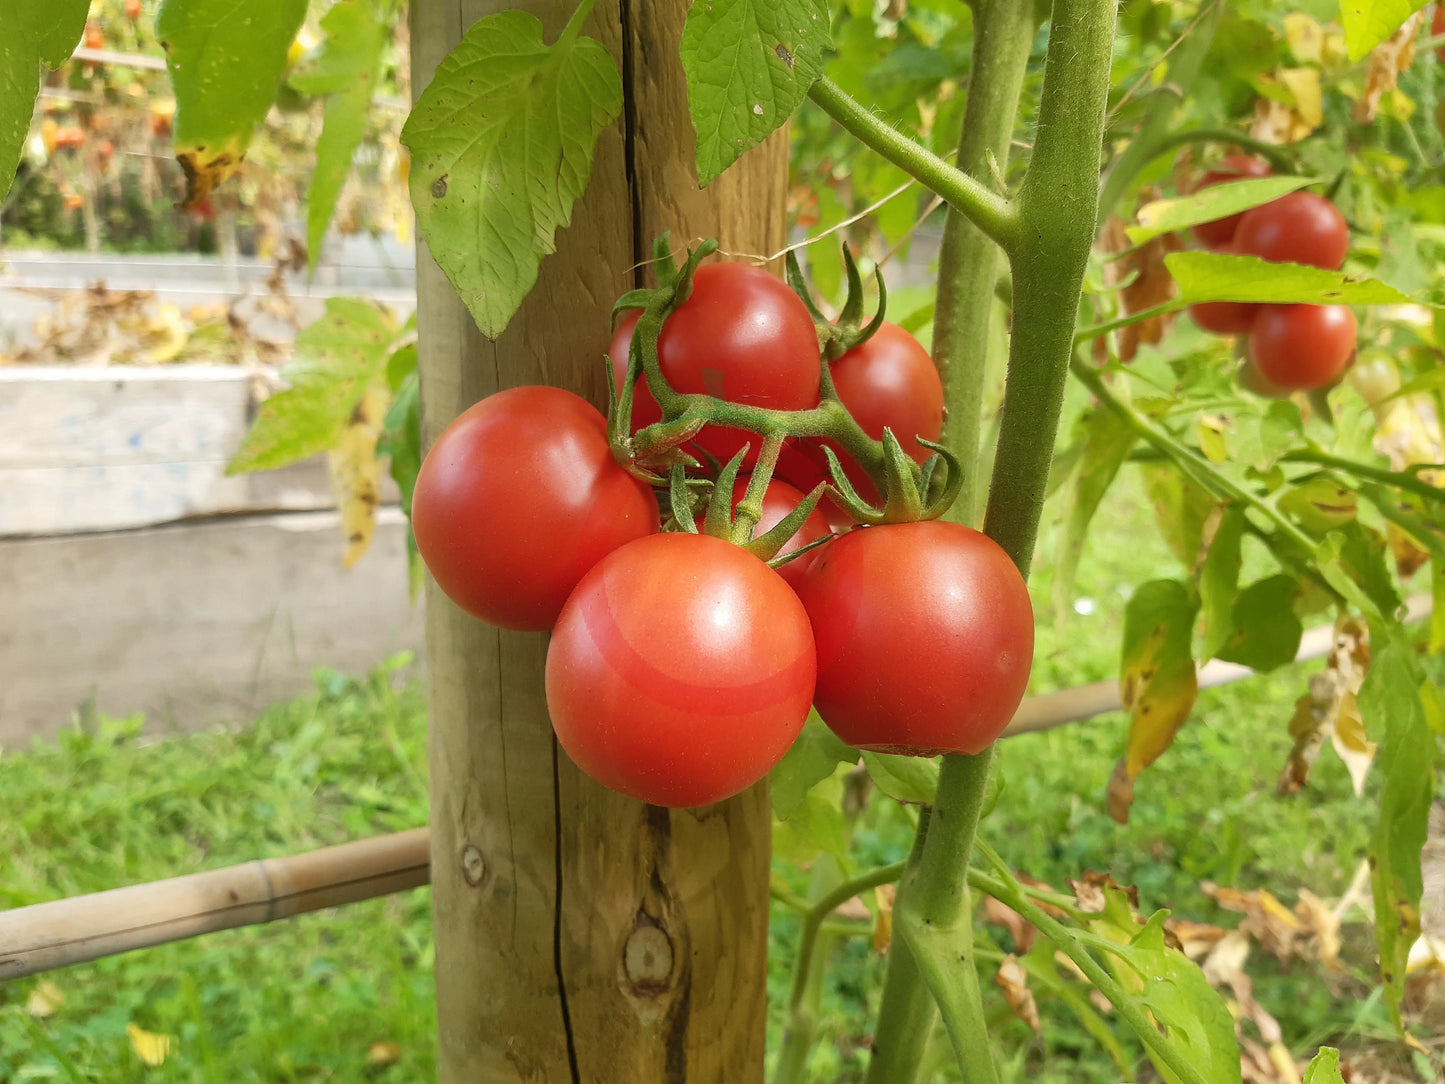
[368,1040,403,1065]
[1110,579,1200,822]
[995,954,1042,1033]
[26,980,64,1018]
[1284,13,1325,64]
[1354,10,1423,123]
[872,884,896,954]
[1278,617,1373,796]
[127,1023,173,1067]
[328,386,390,568]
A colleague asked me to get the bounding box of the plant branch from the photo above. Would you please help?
[972,841,1214,1084]
[1142,127,1297,172]
[1284,447,1445,506]
[931,0,1039,524]
[807,78,1019,252]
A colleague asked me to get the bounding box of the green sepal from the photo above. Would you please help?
[786,250,831,326]
[611,288,657,326]
[669,464,699,533]
[766,529,834,573]
[703,447,749,539]
[838,243,868,329]
[747,482,827,560]
[917,437,965,520]
[878,428,925,524]
[821,443,886,524]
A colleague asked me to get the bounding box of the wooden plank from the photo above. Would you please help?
[416,2,783,1080]
[0,508,424,745]
[0,366,397,536]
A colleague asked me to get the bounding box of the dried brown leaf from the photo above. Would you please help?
[995,954,1042,1033]
[1354,11,1424,124]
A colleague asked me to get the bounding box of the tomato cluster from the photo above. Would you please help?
[412,258,1035,808]
[1185,157,1358,392]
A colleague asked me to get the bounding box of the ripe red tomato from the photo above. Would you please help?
[1233,192,1349,271]
[794,522,1034,756]
[657,262,821,465]
[546,533,817,807]
[1247,304,1357,390]
[608,310,663,432]
[729,475,831,588]
[1190,155,1272,249]
[1189,300,1258,335]
[774,322,943,510]
[83,21,105,50]
[412,386,659,631]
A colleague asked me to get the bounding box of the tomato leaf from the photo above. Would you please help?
[1336,523,1404,618]
[1214,575,1304,672]
[861,752,938,806]
[289,0,391,271]
[1196,506,1245,662]
[1303,1047,1346,1084]
[157,0,309,207]
[1360,629,1437,1029]
[1340,0,1428,62]
[228,299,399,474]
[378,358,423,595]
[1140,463,1216,569]
[402,10,622,338]
[1110,579,1200,822]
[1127,176,1320,244]
[1053,408,1136,624]
[1166,251,1415,306]
[771,711,855,820]
[773,766,849,865]
[329,387,390,567]
[0,0,90,200]
[681,0,832,186]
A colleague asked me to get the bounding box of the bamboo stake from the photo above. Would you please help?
[1,594,1427,981]
[0,828,429,981]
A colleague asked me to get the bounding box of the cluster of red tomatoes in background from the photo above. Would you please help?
[411,261,1035,808]
[1186,156,1358,393]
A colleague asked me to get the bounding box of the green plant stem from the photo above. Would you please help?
[865,811,938,1084]
[787,862,907,1016]
[807,78,1018,251]
[932,0,1038,524]
[1074,301,1181,344]
[983,0,1117,573]
[1096,0,1224,224]
[972,841,1214,1084]
[1284,447,1445,506]
[1069,357,1322,557]
[1142,126,1297,172]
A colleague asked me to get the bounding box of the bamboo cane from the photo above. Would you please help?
[0,594,1427,981]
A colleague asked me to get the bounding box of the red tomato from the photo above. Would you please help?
[608,310,663,433]
[1435,4,1445,63]
[83,21,105,49]
[546,533,816,807]
[1189,300,1258,335]
[657,262,821,466]
[729,475,831,588]
[1233,191,1349,271]
[412,386,659,631]
[1247,304,1357,390]
[795,522,1034,756]
[775,322,944,511]
[1190,155,1272,249]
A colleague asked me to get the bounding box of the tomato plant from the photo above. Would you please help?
[1247,304,1358,390]
[546,532,816,807]
[794,522,1034,756]
[411,386,659,631]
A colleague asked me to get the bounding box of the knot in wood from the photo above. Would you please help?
[460,843,488,888]
[623,916,674,997]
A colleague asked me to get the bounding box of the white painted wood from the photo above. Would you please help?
[0,366,397,536]
[0,508,425,744]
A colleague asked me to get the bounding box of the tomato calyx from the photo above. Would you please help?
[784,244,889,363]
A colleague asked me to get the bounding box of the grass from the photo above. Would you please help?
[0,468,1413,1081]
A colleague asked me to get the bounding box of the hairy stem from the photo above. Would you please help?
[932,0,1039,524]
[807,78,1019,251]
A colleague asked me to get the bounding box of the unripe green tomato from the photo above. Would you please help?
[1347,350,1401,406]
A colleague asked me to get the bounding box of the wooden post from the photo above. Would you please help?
[411,3,786,1080]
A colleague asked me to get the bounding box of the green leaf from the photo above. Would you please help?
[772,766,849,865]
[1127,176,1320,244]
[1141,463,1216,569]
[1166,251,1415,306]
[228,299,399,474]
[681,0,832,186]
[771,711,855,820]
[1360,630,1437,1028]
[1303,1047,1346,1084]
[0,0,90,200]
[1314,534,1383,619]
[1111,580,1200,821]
[1215,575,1303,672]
[378,362,423,598]
[860,752,938,805]
[401,10,621,338]
[1197,506,1245,661]
[1054,408,1136,624]
[1340,0,1428,62]
[1336,523,1404,618]
[157,0,309,206]
[290,0,390,271]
